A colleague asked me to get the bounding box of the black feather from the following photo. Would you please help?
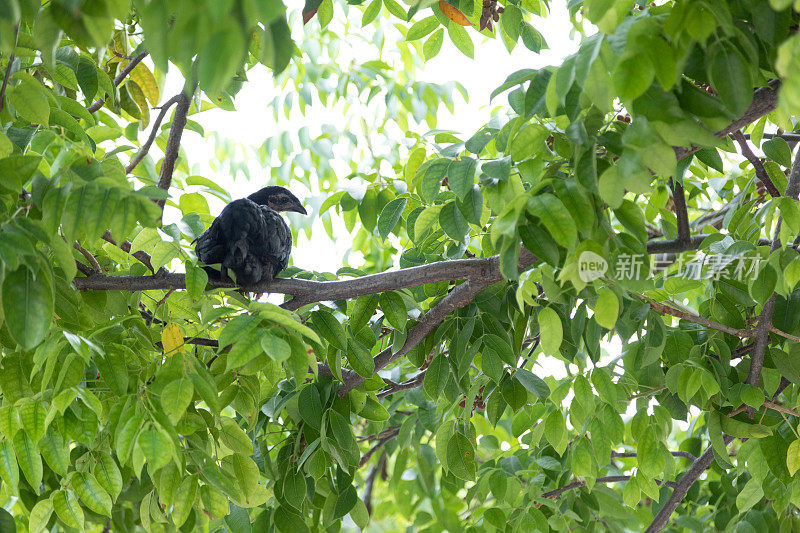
[195,188,302,287]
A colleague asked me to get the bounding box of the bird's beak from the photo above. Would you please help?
[292,204,308,215]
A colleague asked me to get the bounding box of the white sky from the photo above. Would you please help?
[159,1,581,272]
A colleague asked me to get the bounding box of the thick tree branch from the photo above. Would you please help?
[87,51,149,113]
[673,81,781,161]
[645,435,734,533]
[732,130,781,197]
[155,89,192,208]
[125,94,183,174]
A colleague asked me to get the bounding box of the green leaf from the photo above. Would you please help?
[0,440,18,493]
[359,395,390,421]
[137,429,172,470]
[423,353,449,400]
[2,265,53,351]
[73,472,112,516]
[407,16,439,41]
[9,78,49,125]
[527,194,578,250]
[350,294,379,332]
[420,159,450,202]
[423,28,444,60]
[298,385,323,431]
[379,291,407,331]
[736,477,764,511]
[538,308,562,356]
[545,410,567,455]
[788,439,800,476]
[219,418,254,455]
[52,490,83,530]
[447,23,473,58]
[362,0,382,26]
[377,197,406,240]
[28,498,54,533]
[707,40,754,115]
[346,337,375,377]
[763,137,793,167]
[198,27,246,95]
[185,262,209,299]
[333,485,358,518]
[446,432,476,481]
[448,157,477,199]
[311,308,346,350]
[172,475,198,527]
[439,201,469,241]
[14,431,42,494]
[283,469,307,509]
[515,368,550,402]
[594,288,619,330]
[161,377,194,425]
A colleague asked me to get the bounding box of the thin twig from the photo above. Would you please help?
[541,475,677,500]
[101,230,154,272]
[73,241,102,272]
[732,130,781,197]
[642,296,752,338]
[126,93,183,174]
[359,426,399,468]
[87,50,149,113]
[611,450,697,462]
[0,25,18,116]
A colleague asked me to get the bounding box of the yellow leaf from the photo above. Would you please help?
[438,0,471,26]
[128,62,160,107]
[126,81,150,129]
[161,323,184,356]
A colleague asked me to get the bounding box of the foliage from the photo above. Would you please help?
[1,0,800,532]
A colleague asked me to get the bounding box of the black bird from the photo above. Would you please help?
[195,186,307,287]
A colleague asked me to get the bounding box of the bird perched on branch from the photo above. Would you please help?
[195,186,307,287]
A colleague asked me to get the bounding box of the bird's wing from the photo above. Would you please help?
[254,206,293,274]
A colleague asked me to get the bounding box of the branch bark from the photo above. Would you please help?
[732,130,781,197]
[746,146,800,387]
[669,180,691,245]
[125,94,183,174]
[673,81,781,161]
[87,51,149,113]
[0,25,18,116]
[155,89,192,207]
[542,475,677,500]
[645,435,734,533]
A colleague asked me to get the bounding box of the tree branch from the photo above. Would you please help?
[732,130,781,197]
[542,475,677,500]
[359,426,399,468]
[101,230,154,272]
[74,241,102,272]
[0,25,18,116]
[673,81,781,161]
[155,89,192,208]
[87,50,149,113]
[645,435,734,533]
[746,146,800,387]
[363,451,387,515]
[669,179,691,245]
[125,94,183,174]
[642,296,753,338]
[611,450,697,462]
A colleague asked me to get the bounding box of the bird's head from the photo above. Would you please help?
[248,186,307,215]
